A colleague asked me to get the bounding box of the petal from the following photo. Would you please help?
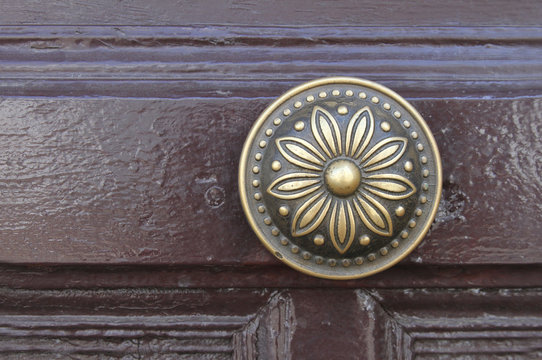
[292,191,332,237]
[267,172,322,200]
[353,193,393,236]
[345,106,374,158]
[329,201,356,254]
[276,137,326,171]
[311,106,342,157]
[361,137,407,172]
[363,174,417,200]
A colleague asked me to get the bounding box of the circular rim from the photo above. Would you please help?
[239,76,442,280]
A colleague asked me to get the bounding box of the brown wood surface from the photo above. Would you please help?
[1,0,542,26]
[0,287,540,359]
[0,97,540,266]
[1,0,541,358]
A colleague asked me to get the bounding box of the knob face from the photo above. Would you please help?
[239,77,442,279]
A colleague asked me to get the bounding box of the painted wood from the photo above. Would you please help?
[0,287,540,358]
[0,1,541,358]
[0,25,541,98]
[0,97,540,265]
[1,0,541,26]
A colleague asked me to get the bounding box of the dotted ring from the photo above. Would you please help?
[251,90,431,267]
[240,77,442,279]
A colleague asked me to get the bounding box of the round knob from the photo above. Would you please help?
[239,77,442,279]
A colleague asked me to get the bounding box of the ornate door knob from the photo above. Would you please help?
[239,77,442,279]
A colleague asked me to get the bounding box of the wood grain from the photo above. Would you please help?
[0,25,541,98]
[0,2,541,359]
[374,288,542,359]
[3,287,537,359]
[1,0,541,26]
[0,288,291,359]
[0,97,540,265]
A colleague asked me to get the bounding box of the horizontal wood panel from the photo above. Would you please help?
[0,25,541,98]
[0,19,540,271]
[373,288,542,360]
[0,96,540,265]
[1,0,541,26]
[0,289,291,359]
[2,264,542,289]
[0,287,539,359]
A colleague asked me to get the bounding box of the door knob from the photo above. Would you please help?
[239,77,442,279]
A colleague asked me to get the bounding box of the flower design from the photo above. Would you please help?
[267,106,416,254]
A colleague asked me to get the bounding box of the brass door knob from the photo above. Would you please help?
[239,77,442,279]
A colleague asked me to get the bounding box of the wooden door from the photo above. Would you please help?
[1,1,541,358]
